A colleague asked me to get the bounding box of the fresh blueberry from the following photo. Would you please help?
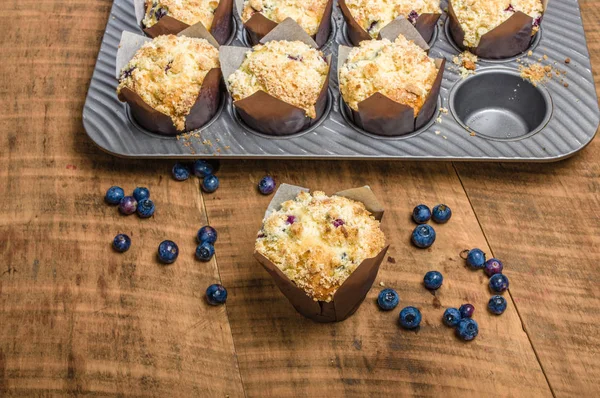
[201,175,219,193]
[399,306,422,329]
[113,234,131,253]
[443,308,462,327]
[466,248,486,269]
[377,288,399,311]
[119,196,138,215]
[367,20,378,33]
[158,240,179,264]
[411,224,436,248]
[488,295,508,315]
[412,204,431,224]
[197,226,217,244]
[489,274,509,293]
[133,187,150,202]
[105,186,125,205]
[193,160,214,178]
[431,204,452,223]
[206,283,227,305]
[137,198,155,218]
[155,7,168,20]
[196,242,215,262]
[172,163,190,181]
[484,258,504,277]
[258,176,276,195]
[408,10,419,24]
[423,271,443,290]
[459,303,475,318]
[456,318,478,341]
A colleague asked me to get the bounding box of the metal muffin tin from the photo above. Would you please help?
[83,0,599,161]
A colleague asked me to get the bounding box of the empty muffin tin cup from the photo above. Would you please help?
[447,0,548,59]
[235,0,334,48]
[449,67,552,140]
[338,0,440,46]
[254,183,389,323]
[133,0,234,44]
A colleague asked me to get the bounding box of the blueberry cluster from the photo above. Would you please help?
[465,248,510,315]
[107,186,156,254]
[171,160,220,194]
[410,204,452,249]
[105,185,156,219]
[376,288,422,330]
[443,304,479,341]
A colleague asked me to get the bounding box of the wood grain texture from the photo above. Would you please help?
[453,2,600,395]
[202,160,551,397]
[0,1,244,396]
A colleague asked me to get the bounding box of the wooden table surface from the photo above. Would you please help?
[1,1,599,396]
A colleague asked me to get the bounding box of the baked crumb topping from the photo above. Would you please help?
[228,40,329,118]
[142,0,221,29]
[256,191,386,302]
[241,0,329,36]
[344,0,440,38]
[339,36,439,113]
[117,35,220,131]
[452,0,544,47]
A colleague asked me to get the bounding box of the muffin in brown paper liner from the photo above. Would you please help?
[338,19,445,137]
[254,184,389,323]
[236,0,334,48]
[338,0,441,46]
[448,0,547,59]
[134,0,234,45]
[220,19,331,136]
[115,27,223,136]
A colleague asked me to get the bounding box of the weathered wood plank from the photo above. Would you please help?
[453,2,600,395]
[203,160,551,397]
[0,1,245,396]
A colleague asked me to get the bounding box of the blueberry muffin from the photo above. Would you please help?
[227,40,329,118]
[142,0,220,29]
[339,35,439,115]
[255,191,386,302]
[343,0,441,39]
[117,35,220,131]
[241,0,329,36]
[451,0,543,48]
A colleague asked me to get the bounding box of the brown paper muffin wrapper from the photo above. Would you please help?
[337,19,445,137]
[448,0,548,59]
[338,0,440,46]
[115,27,223,136]
[235,0,333,48]
[220,19,331,136]
[254,184,389,323]
[134,0,233,44]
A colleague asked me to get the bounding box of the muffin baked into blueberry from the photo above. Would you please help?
[117,35,220,132]
[142,0,221,30]
[343,0,441,39]
[339,35,439,116]
[241,0,330,37]
[227,40,329,119]
[255,191,386,302]
[451,0,544,48]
